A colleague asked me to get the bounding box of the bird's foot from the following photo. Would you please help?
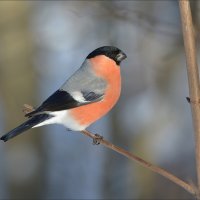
[93,134,103,145]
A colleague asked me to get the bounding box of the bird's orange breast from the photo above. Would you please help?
[69,55,121,127]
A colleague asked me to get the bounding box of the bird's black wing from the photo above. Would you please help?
[25,89,104,117]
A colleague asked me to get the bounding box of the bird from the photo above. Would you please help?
[0,46,127,142]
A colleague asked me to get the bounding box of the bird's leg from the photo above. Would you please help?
[82,130,104,145]
[93,134,103,145]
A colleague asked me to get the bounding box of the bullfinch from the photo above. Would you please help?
[1,46,127,142]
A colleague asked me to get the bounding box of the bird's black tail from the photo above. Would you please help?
[0,114,52,142]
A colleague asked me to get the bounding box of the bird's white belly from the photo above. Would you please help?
[33,110,87,131]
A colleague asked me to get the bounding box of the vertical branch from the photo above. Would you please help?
[179,0,200,195]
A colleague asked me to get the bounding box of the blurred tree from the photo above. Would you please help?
[0,2,44,198]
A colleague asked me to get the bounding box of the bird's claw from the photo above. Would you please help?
[93,134,103,145]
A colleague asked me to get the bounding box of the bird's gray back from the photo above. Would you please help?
[61,59,107,95]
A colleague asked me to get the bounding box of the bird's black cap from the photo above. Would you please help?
[87,46,127,65]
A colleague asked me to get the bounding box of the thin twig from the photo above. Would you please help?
[81,130,196,195]
[179,0,200,197]
[23,103,196,195]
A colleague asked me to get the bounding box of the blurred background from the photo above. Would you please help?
[0,1,199,199]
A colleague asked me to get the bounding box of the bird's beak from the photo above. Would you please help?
[116,52,127,62]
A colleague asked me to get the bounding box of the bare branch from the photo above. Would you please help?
[23,104,195,195]
[81,130,196,195]
[179,0,200,197]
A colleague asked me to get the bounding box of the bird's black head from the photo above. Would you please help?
[87,46,127,65]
